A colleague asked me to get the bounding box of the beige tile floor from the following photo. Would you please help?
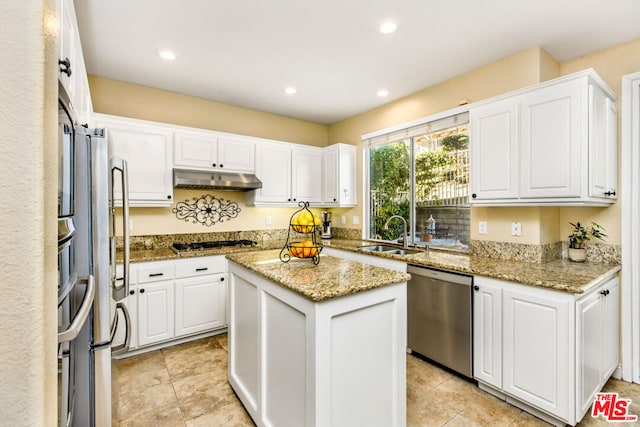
[112,334,640,426]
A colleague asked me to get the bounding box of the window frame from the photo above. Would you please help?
[362,104,470,247]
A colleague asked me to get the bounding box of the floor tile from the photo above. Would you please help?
[119,401,185,427]
[162,338,226,382]
[114,333,640,427]
[184,400,253,427]
[215,334,228,352]
[172,369,237,420]
[508,410,552,426]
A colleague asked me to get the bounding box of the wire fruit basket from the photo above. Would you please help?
[280,201,323,265]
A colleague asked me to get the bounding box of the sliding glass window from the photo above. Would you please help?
[365,109,470,251]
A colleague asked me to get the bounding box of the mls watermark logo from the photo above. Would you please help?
[592,392,638,422]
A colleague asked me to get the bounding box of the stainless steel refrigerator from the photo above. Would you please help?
[57,83,131,426]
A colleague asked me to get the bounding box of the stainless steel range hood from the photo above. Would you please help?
[173,169,262,191]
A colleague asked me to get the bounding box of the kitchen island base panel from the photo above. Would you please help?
[228,261,407,427]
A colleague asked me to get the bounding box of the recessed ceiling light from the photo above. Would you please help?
[377,89,389,97]
[284,87,297,95]
[379,22,397,34]
[158,50,176,61]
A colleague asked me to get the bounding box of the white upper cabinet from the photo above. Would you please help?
[251,143,324,205]
[322,143,357,206]
[94,114,174,206]
[59,0,93,125]
[520,79,582,199]
[470,98,520,201]
[588,85,618,200]
[252,142,292,204]
[174,129,255,173]
[470,69,617,206]
[291,146,323,203]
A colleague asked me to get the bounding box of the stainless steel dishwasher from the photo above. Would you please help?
[407,264,473,378]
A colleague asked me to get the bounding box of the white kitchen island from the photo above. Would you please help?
[226,249,410,427]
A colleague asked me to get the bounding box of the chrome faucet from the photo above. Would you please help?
[384,215,408,248]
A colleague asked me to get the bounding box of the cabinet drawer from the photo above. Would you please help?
[175,256,226,279]
[137,263,175,283]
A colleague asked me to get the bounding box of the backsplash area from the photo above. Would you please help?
[471,240,621,264]
[120,231,620,264]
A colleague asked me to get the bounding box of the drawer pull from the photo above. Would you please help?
[196,267,209,272]
[149,273,164,277]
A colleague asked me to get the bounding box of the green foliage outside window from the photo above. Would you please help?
[369,142,410,240]
[368,128,469,244]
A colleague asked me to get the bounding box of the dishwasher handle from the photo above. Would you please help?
[407,265,472,286]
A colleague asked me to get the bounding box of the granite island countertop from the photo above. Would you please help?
[226,249,411,302]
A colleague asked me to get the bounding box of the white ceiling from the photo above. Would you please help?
[74,0,640,125]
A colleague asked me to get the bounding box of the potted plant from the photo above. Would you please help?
[568,222,607,262]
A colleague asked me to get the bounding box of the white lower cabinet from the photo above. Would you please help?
[576,277,619,419]
[137,280,175,347]
[502,286,571,420]
[115,255,228,354]
[473,274,619,426]
[175,273,227,336]
[472,280,502,388]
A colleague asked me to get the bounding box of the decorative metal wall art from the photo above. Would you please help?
[172,194,241,227]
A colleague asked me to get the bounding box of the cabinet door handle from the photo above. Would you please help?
[220,277,225,282]
[129,289,135,295]
[472,193,477,199]
[212,163,217,167]
[149,272,164,277]
[473,285,480,291]
[139,288,145,294]
[195,267,208,272]
[219,164,223,168]
[59,57,72,77]
[167,195,172,200]
[605,190,616,197]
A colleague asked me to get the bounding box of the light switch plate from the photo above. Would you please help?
[478,221,487,234]
[341,215,346,224]
[353,216,359,225]
[266,216,272,225]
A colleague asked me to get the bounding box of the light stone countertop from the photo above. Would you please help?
[322,239,621,294]
[226,249,411,302]
[120,238,620,295]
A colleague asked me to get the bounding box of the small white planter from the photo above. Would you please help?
[568,248,587,262]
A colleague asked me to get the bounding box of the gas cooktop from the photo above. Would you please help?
[171,239,257,254]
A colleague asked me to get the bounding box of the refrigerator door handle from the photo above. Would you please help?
[110,302,131,355]
[58,275,95,343]
[110,157,130,301]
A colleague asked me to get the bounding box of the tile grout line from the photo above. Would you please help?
[159,346,188,427]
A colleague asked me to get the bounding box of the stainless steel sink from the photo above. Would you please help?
[360,244,422,255]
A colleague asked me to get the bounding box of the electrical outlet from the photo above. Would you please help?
[478,221,487,234]
[353,216,359,225]
[266,216,272,225]
[129,219,134,231]
[341,215,346,224]
[511,221,522,237]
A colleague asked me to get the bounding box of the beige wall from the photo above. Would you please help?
[122,190,319,235]
[89,76,329,147]
[0,0,58,424]
[95,39,640,245]
[329,40,640,246]
[328,47,563,238]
